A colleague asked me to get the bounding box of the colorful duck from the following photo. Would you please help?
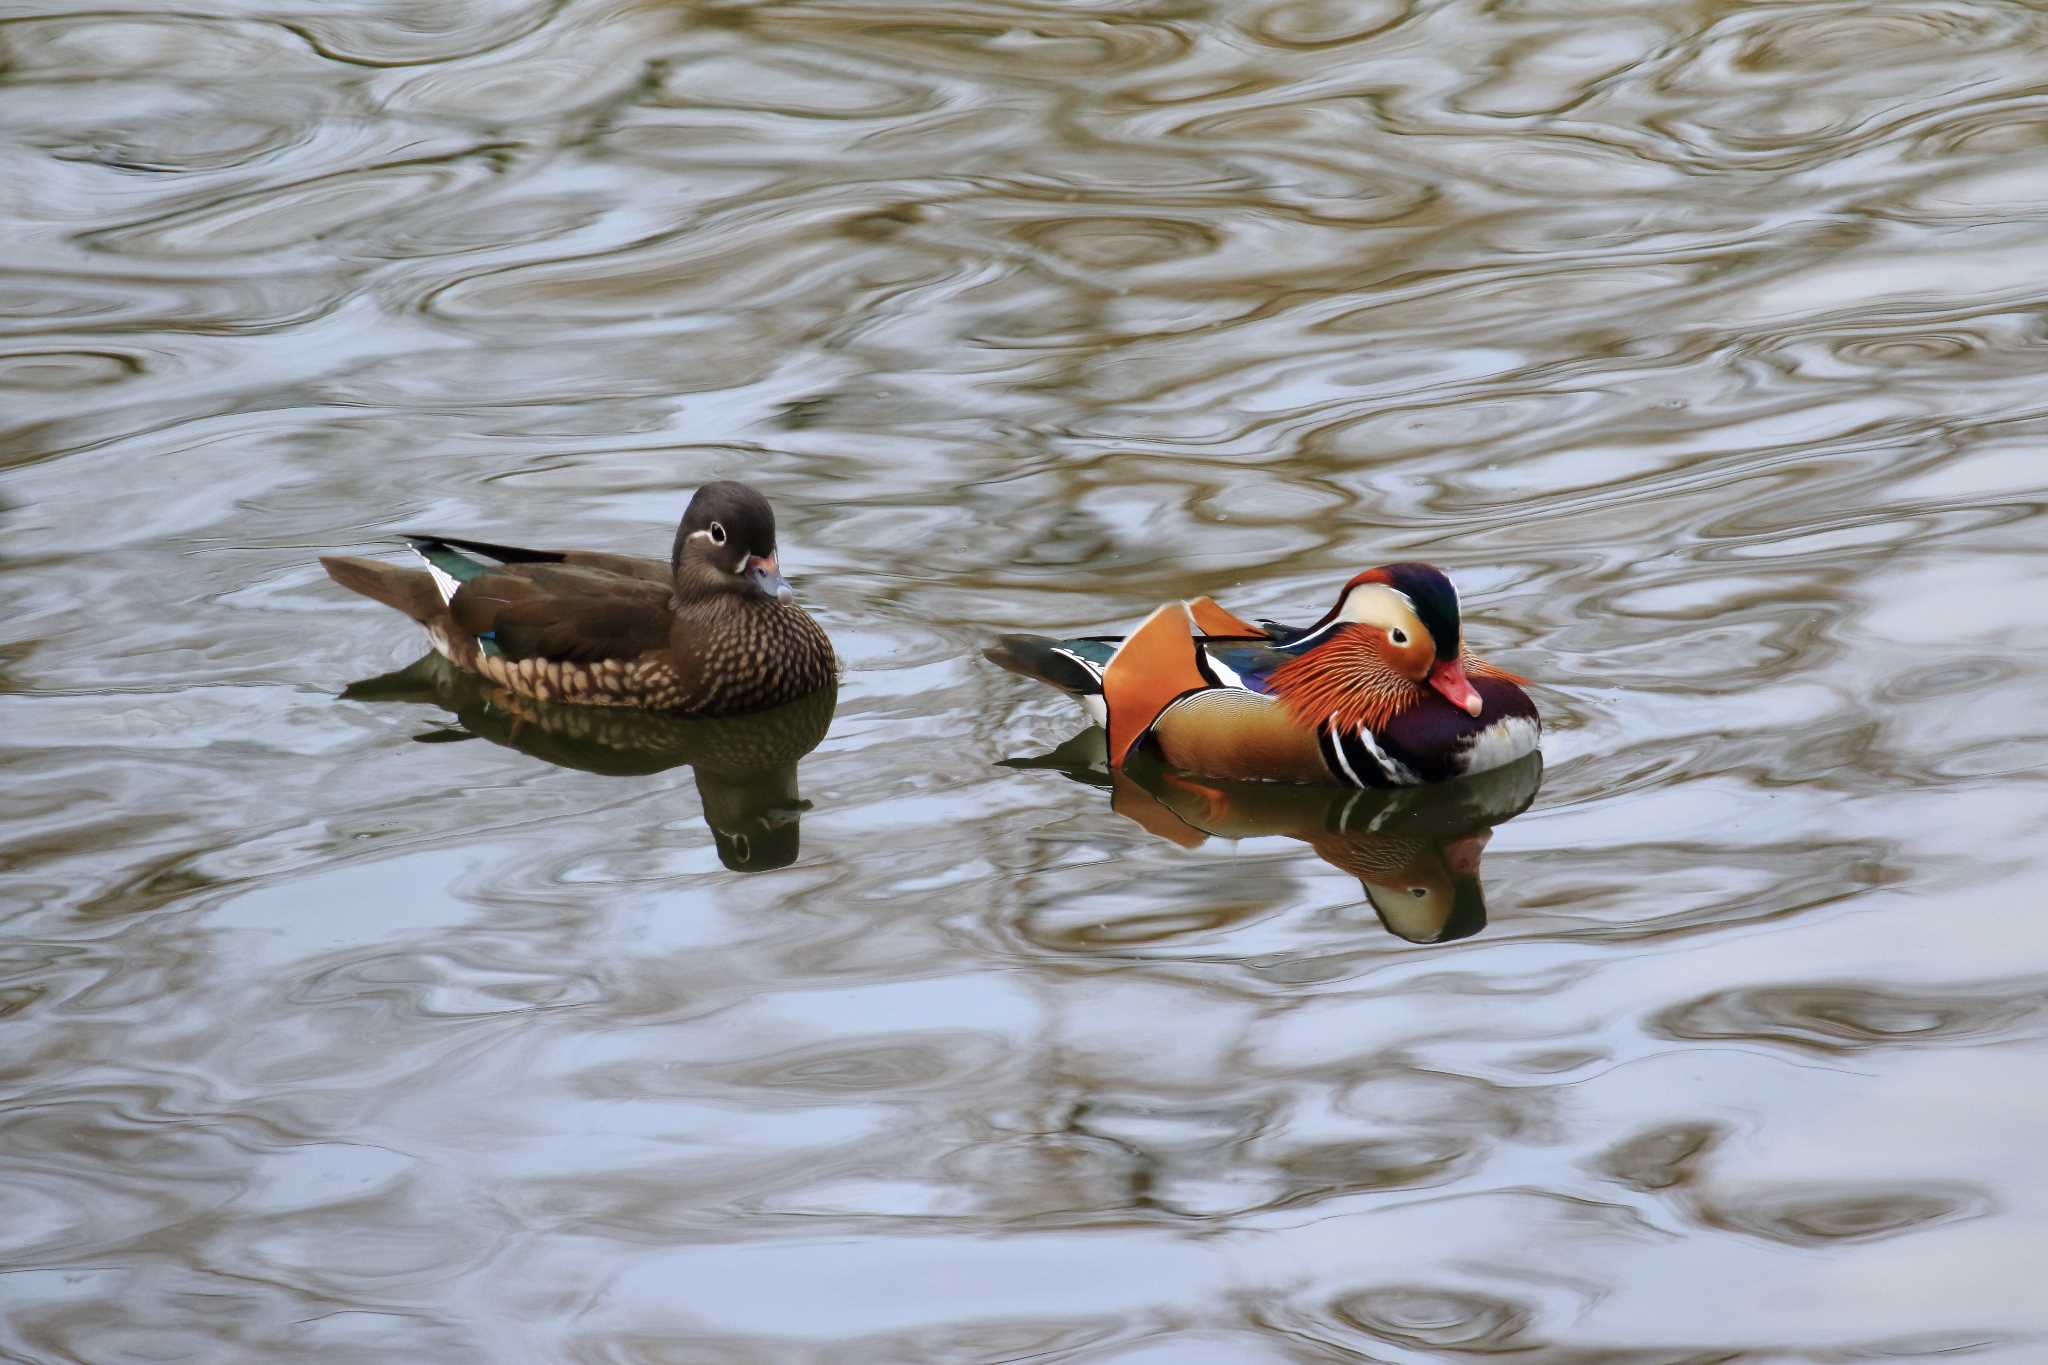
[323,482,835,717]
[986,563,1539,787]
[1003,729,1541,942]
[1107,751,1542,942]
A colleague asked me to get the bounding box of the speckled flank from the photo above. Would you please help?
[472,652,686,709]
[425,599,834,716]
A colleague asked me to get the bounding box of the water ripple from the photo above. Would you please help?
[1655,981,2048,1054]
[4,0,2048,1358]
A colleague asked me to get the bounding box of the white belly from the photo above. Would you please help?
[1459,715,1541,775]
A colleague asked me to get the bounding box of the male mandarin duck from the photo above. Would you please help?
[986,563,1538,787]
[322,481,835,716]
[1104,753,1542,942]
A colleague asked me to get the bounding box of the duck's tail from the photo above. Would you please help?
[983,596,1262,700]
[986,605,1219,767]
[320,555,447,624]
[983,634,1106,697]
[985,634,1113,731]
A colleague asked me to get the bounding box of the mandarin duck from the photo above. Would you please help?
[1002,729,1541,942]
[986,563,1538,787]
[323,481,835,717]
[1107,751,1542,942]
[343,652,835,870]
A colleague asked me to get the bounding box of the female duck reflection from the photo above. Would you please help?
[344,654,835,871]
[1009,733,1541,944]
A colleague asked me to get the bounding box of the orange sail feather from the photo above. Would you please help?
[1102,603,1211,768]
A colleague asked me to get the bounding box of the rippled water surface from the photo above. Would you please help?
[6,1,2048,1360]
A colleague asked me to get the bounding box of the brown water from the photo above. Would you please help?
[5,1,2048,1360]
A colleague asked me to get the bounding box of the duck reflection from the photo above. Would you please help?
[343,653,835,871]
[1008,731,1541,943]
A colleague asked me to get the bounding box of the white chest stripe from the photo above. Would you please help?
[1323,712,1365,787]
[1354,725,1422,786]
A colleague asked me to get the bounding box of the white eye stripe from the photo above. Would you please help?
[1335,583,1418,626]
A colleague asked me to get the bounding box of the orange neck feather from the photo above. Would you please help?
[1268,627,1423,734]
[1463,652,1526,685]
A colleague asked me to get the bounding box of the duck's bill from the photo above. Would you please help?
[746,553,795,602]
[1429,659,1483,716]
[1443,829,1492,875]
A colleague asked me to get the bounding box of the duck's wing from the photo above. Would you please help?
[406,537,673,663]
[1103,605,1207,766]
[985,598,1264,699]
[457,576,673,663]
[1195,639,1300,692]
[1186,595,1266,638]
[1103,614,1340,776]
[988,612,1214,764]
[1253,617,1319,648]
[987,601,1279,758]
[404,534,671,585]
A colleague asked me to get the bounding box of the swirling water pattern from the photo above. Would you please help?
[4,0,2048,1359]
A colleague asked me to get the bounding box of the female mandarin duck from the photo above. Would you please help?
[322,481,835,716]
[986,563,1538,787]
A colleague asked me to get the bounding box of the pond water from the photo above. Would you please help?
[5,1,2048,1360]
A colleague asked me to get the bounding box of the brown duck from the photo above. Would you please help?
[342,652,838,870]
[322,481,835,715]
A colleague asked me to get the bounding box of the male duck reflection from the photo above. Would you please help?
[323,481,835,716]
[1013,734,1542,943]
[988,563,1537,787]
[343,656,835,871]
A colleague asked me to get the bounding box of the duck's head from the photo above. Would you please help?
[1315,562,1482,716]
[672,481,793,602]
[1359,844,1489,943]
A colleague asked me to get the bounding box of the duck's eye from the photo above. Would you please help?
[1409,887,1429,899]
[1389,628,1409,646]
[708,521,727,546]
